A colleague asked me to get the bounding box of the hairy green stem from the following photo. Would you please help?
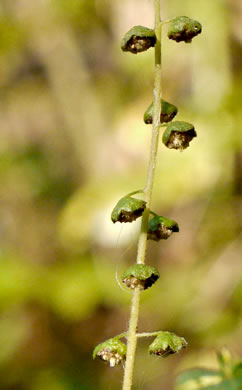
[116,331,161,340]
[122,1,162,389]
[122,288,141,390]
[136,331,161,338]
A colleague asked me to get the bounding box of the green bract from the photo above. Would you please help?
[93,338,127,367]
[122,264,159,290]
[149,331,187,357]
[162,121,197,150]
[111,196,146,223]
[144,99,178,124]
[121,25,156,54]
[147,215,179,241]
[168,16,202,43]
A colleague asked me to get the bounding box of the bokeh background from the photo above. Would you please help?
[0,0,241,389]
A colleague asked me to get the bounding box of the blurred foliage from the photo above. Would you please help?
[176,349,242,390]
[0,0,241,389]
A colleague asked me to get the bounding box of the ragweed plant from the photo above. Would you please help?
[93,1,202,389]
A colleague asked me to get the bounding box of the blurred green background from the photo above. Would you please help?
[0,0,241,389]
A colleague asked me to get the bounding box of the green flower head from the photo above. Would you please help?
[144,99,178,125]
[122,264,159,290]
[121,25,156,54]
[149,331,187,357]
[93,338,127,367]
[148,215,179,241]
[168,16,202,43]
[162,121,197,151]
[111,196,146,223]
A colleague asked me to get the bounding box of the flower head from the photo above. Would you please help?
[149,331,187,357]
[148,215,179,241]
[111,196,146,223]
[122,264,159,290]
[121,25,156,54]
[168,16,202,43]
[144,99,178,124]
[162,121,196,151]
[93,338,126,367]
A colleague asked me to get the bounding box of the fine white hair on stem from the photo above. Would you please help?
[115,266,129,293]
[114,225,133,293]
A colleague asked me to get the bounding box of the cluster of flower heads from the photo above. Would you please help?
[121,16,202,151]
[121,17,201,55]
[93,14,202,370]
[111,194,179,245]
[93,332,187,367]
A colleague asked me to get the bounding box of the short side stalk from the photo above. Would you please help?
[122,1,162,389]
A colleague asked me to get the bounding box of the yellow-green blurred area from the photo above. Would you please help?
[0,0,241,389]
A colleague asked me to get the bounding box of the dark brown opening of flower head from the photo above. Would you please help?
[148,224,173,241]
[145,117,152,124]
[123,274,159,290]
[151,347,175,356]
[172,29,192,43]
[118,208,144,223]
[128,36,155,53]
[167,130,195,150]
[169,27,200,43]
[160,111,177,123]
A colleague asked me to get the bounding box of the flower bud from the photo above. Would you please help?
[121,25,156,54]
[111,196,146,223]
[93,338,126,367]
[162,121,196,151]
[168,16,202,43]
[149,331,187,357]
[144,99,178,124]
[147,215,179,241]
[122,264,159,290]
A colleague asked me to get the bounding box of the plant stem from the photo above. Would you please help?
[122,1,162,390]
[150,210,159,217]
[115,330,161,341]
[122,288,141,390]
[115,332,128,340]
[126,189,144,197]
[161,17,177,25]
[136,331,161,338]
